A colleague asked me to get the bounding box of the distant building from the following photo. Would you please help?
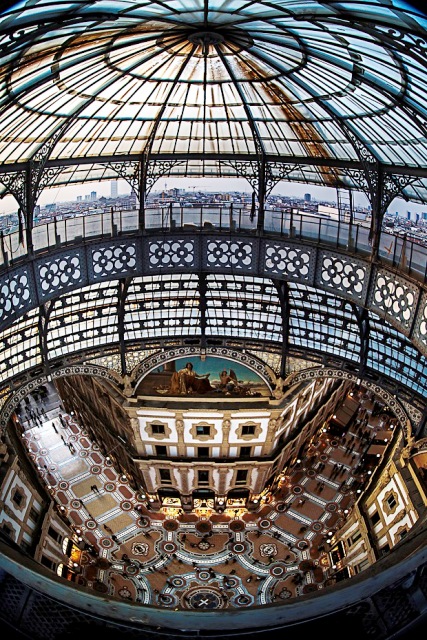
[76,196,82,202]
[90,191,97,201]
[111,181,118,198]
[304,193,311,202]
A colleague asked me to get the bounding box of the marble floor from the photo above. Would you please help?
[18,386,392,610]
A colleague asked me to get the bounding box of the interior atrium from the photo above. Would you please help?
[0,1,427,638]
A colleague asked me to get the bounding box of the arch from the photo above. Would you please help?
[0,365,123,432]
[286,367,414,438]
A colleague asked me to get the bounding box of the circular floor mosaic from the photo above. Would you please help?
[232,593,252,607]
[259,519,271,529]
[188,589,222,609]
[90,466,101,474]
[269,564,285,577]
[79,450,88,457]
[105,482,116,492]
[292,485,303,494]
[311,521,324,532]
[163,519,178,531]
[100,537,113,549]
[325,502,338,512]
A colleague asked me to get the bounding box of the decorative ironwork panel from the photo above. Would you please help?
[204,237,256,272]
[88,240,139,281]
[35,249,87,301]
[412,290,427,355]
[262,240,314,283]
[147,238,196,270]
[369,267,419,335]
[317,251,368,303]
[0,265,35,331]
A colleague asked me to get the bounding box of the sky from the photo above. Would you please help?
[0,176,426,218]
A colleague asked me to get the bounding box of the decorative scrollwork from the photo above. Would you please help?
[107,160,140,193]
[145,160,186,193]
[222,160,259,192]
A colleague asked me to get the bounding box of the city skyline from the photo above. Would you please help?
[0,176,426,218]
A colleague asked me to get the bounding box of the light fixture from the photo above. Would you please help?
[75,529,81,535]
[218,499,224,505]
[376,454,381,458]
[367,470,372,475]
[357,489,362,493]
[73,562,79,568]
[344,509,349,514]
[253,499,258,504]
[149,498,155,502]
[78,536,83,541]
[333,414,336,419]
[106,456,110,461]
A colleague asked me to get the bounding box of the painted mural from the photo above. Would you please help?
[136,357,271,398]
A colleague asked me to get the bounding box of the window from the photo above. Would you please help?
[198,470,209,485]
[196,425,210,436]
[239,446,252,457]
[198,447,209,458]
[12,489,23,507]
[152,424,165,435]
[1,523,14,538]
[48,526,62,543]
[40,555,56,571]
[29,507,39,522]
[386,495,397,510]
[380,544,390,556]
[241,425,255,436]
[155,445,167,456]
[236,470,248,485]
[354,559,370,574]
[347,531,361,547]
[159,469,171,484]
[371,511,380,525]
